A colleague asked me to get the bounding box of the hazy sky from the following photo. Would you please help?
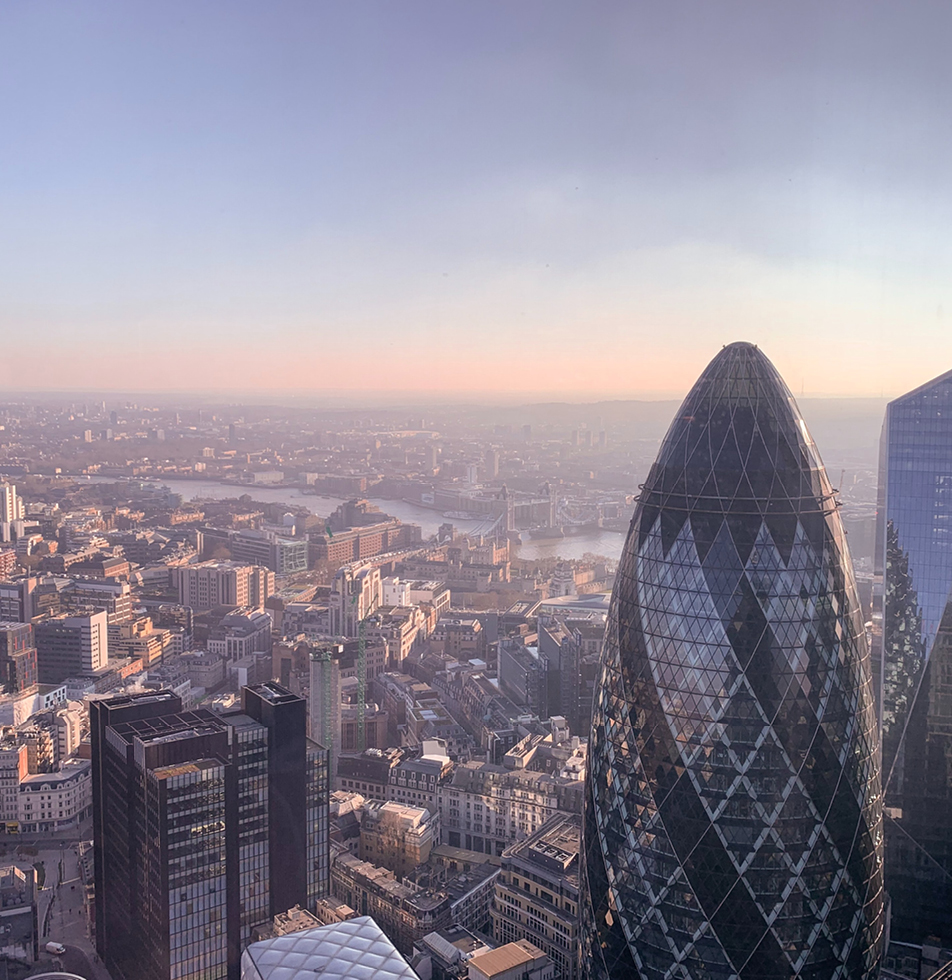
[2,2,951,398]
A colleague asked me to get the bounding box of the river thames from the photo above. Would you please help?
[90,476,626,563]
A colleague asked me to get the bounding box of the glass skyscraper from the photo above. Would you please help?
[874,367,952,944]
[91,685,330,980]
[581,343,884,980]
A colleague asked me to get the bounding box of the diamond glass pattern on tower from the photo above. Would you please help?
[580,343,885,980]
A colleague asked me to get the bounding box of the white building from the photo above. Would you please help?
[53,702,84,765]
[0,485,24,525]
[17,758,92,833]
[329,565,381,638]
[381,577,411,607]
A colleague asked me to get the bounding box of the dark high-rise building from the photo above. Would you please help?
[0,622,37,693]
[91,686,329,980]
[873,367,952,944]
[580,343,885,980]
[242,683,329,916]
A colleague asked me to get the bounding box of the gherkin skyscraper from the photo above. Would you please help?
[580,343,884,980]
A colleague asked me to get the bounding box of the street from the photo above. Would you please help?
[29,840,111,980]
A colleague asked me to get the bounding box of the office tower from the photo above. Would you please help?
[874,367,952,944]
[242,684,313,917]
[580,344,884,979]
[309,644,343,777]
[0,622,37,693]
[34,610,107,683]
[306,738,330,906]
[91,686,329,980]
[0,484,24,524]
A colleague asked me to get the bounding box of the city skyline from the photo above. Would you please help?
[3,2,952,396]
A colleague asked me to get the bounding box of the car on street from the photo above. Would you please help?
[45,942,67,955]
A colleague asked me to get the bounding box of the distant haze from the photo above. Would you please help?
[2,2,950,395]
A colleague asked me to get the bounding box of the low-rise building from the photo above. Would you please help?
[438,761,584,858]
[330,848,452,955]
[17,758,92,833]
[241,917,418,980]
[173,560,273,611]
[444,862,499,935]
[207,609,272,662]
[0,864,38,962]
[337,746,404,798]
[311,895,358,926]
[408,581,451,619]
[388,749,454,815]
[186,651,225,689]
[467,941,555,980]
[358,800,438,877]
[0,740,28,825]
[107,615,173,665]
[430,619,486,661]
[411,927,493,980]
[232,529,309,575]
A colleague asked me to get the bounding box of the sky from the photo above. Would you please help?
[1,1,951,399]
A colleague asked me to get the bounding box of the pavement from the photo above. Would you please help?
[27,840,112,980]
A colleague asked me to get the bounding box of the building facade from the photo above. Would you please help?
[17,757,91,832]
[873,366,952,944]
[492,814,580,980]
[34,610,107,684]
[174,562,274,611]
[581,343,885,979]
[0,621,38,694]
[91,686,329,980]
[358,800,437,876]
[438,761,584,858]
[329,849,451,955]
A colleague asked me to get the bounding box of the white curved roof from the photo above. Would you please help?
[240,916,416,980]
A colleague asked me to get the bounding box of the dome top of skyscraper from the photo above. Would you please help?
[640,341,832,566]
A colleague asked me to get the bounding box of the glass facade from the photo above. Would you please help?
[231,719,270,945]
[306,739,330,906]
[162,763,230,980]
[581,343,884,980]
[874,368,952,944]
[93,686,323,980]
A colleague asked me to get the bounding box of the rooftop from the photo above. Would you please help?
[242,916,416,980]
[468,939,547,978]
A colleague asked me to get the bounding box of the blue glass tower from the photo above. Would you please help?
[581,343,884,980]
[874,367,952,944]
